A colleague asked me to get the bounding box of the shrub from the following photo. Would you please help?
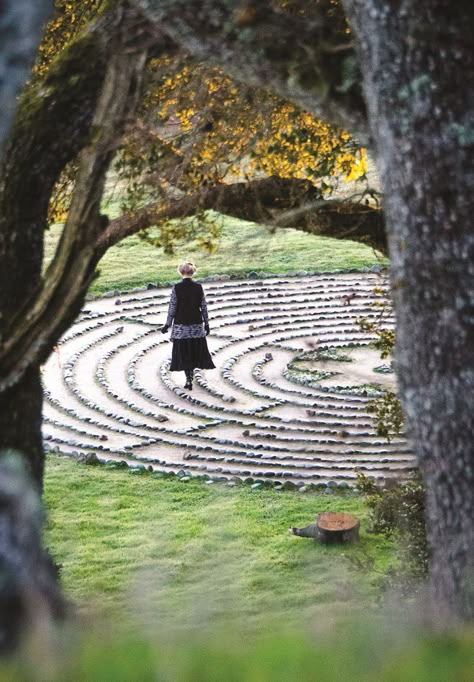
[356,470,429,590]
[366,389,404,442]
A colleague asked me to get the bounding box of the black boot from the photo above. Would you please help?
[184,369,194,390]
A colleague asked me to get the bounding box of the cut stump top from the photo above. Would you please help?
[317,512,359,532]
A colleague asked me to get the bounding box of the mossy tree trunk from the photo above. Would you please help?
[0,4,150,487]
[342,0,474,622]
[0,16,110,487]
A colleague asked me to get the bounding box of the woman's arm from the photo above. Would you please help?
[200,288,209,324]
[163,286,177,329]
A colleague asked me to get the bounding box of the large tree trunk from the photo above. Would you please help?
[0,4,150,649]
[343,0,474,622]
[0,4,168,488]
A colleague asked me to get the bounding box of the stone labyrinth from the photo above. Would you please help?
[43,273,414,490]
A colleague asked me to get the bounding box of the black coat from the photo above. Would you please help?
[173,278,206,325]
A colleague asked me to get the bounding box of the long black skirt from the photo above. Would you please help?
[170,337,216,371]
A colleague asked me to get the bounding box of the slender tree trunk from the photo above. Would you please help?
[0,19,109,487]
[0,150,51,488]
[343,0,474,621]
[0,4,163,489]
[0,0,54,151]
[0,369,43,486]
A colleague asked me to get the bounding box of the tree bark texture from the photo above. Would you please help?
[0,15,111,486]
[0,368,43,487]
[343,0,474,622]
[0,48,149,394]
[0,0,54,153]
[0,3,151,485]
[0,454,67,652]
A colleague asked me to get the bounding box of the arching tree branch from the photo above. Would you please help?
[133,0,369,143]
[98,176,386,254]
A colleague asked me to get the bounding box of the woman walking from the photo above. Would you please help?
[161,262,215,389]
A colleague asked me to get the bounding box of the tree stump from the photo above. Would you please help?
[290,512,360,544]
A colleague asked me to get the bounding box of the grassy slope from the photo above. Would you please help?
[44,213,386,295]
[44,456,393,627]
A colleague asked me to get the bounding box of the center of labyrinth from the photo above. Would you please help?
[43,274,414,488]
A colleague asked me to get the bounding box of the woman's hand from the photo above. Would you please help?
[204,323,210,336]
[161,324,169,334]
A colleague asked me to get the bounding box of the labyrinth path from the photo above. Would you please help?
[43,273,414,489]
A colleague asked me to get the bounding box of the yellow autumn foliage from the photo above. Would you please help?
[40,1,367,230]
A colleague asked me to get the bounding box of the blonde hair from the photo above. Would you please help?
[177,261,197,277]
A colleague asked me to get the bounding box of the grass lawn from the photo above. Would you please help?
[44,455,394,629]
[44,212,387,295]
[38,458,474,681]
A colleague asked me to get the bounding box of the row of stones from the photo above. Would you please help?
[43,381,157,442]
[47,329,406,476]
[180,446,414,468]
[87,268,385,301]
[63,449,392,495]
[44,395,409,464]
[219,333,373,415]
[93,271,380,303]
[112,287,389,329]
[117,301,382,393]
[65,323,228,435]
[81,274,388,331]
[104,294,387,341]
[45,431,386,486]
[57,312,401,451]
[49,429,412,490]
[63,275,383,424]
[121,332,280,418]
[100,331,409,467]
[250,354,383,416]
[196,425,411,454]
[61,327,171,431]
[54,327,310,465]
